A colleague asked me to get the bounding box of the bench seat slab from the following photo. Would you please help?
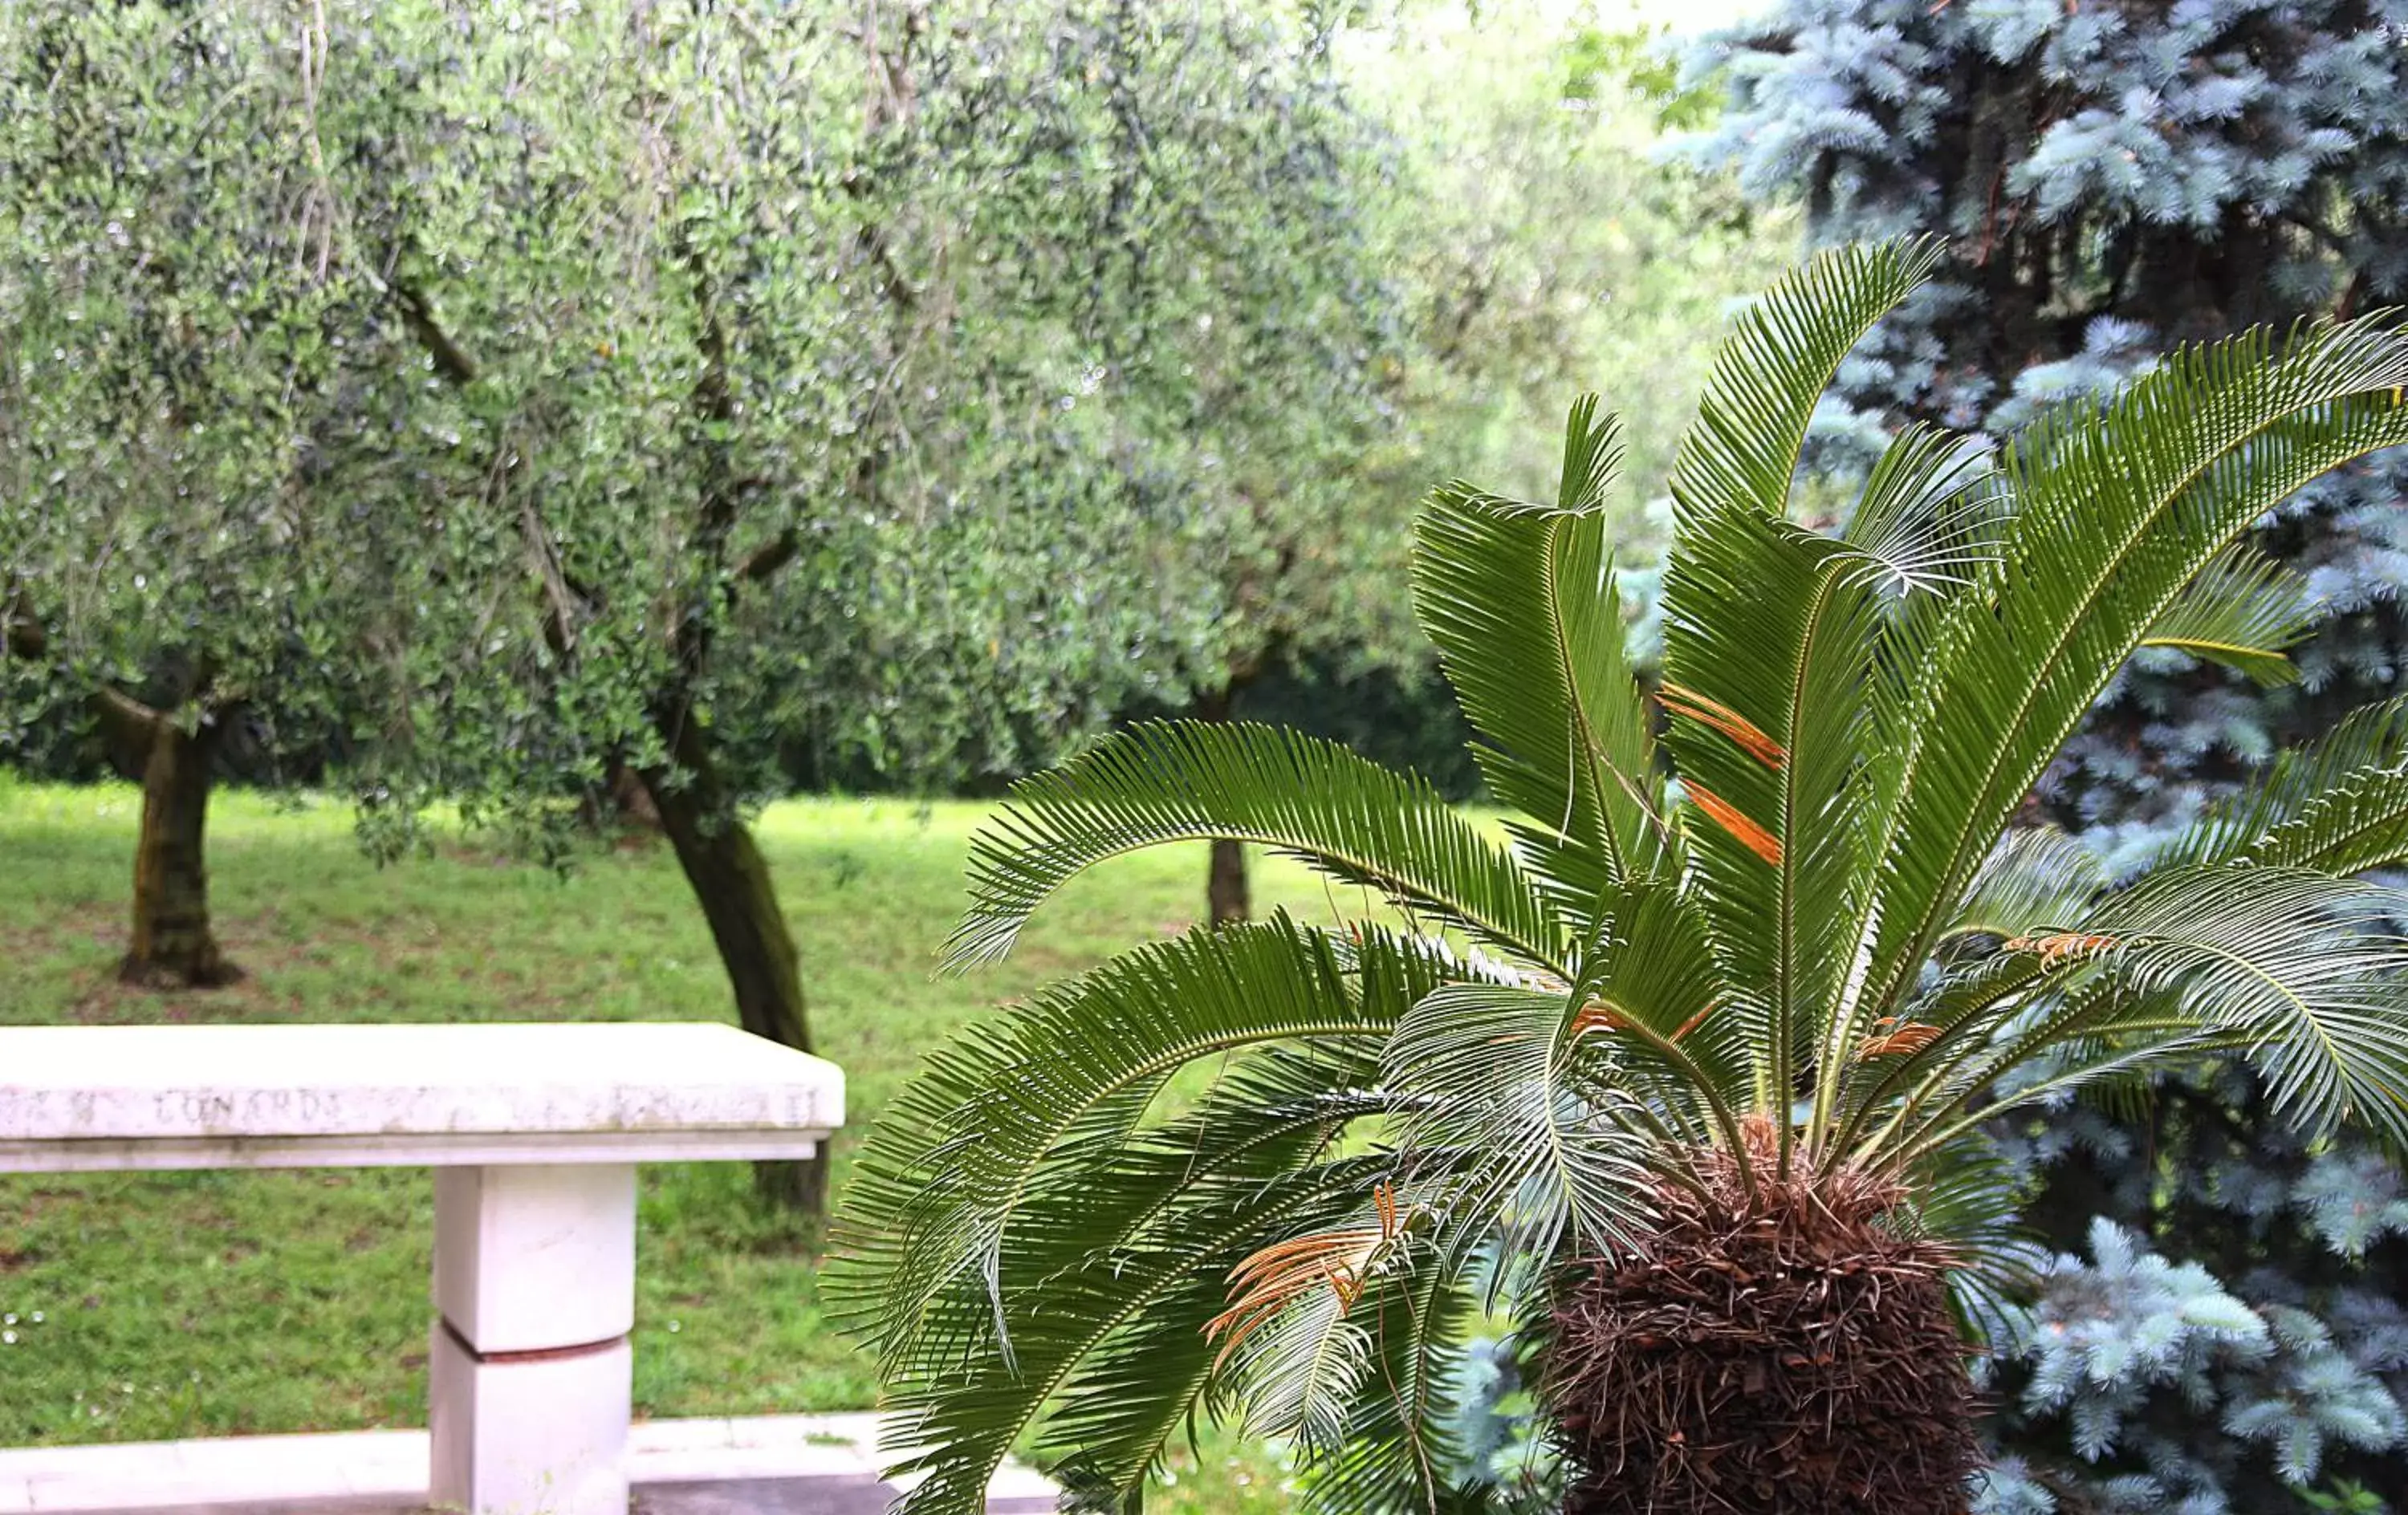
[0,1022,841,1170]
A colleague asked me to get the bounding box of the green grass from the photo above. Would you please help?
[0,780,1338,1510]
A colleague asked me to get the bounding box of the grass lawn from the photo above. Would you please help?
[0,779,1334,1510]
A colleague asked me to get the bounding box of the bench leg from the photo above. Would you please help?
[429,1164,637,1515]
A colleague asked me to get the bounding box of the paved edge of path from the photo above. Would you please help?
[0,1412,1056,1513]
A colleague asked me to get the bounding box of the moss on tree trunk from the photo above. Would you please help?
[119,707,238,989]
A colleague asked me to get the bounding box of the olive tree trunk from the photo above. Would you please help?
[640,713,828,1218]
[1194,684,1251,926]
[3,615,238,989]
[1206,837,1250,928]
[116,703,238,989]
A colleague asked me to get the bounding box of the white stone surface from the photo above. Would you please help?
[0,1023,854,1513]
[428,1161,639,1511]
[0,1022,842,1171]
[0,1428,427,1511]
[0,1415,1056,1513]
[436,1164,637,1352]
[431,1327,633,1515]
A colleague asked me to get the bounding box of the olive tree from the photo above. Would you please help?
[885,0,1434,926]
[0,1,420,986]
[373,0,1418,1211]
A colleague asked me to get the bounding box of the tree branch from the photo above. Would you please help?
[394,280,478,386]
[737,526,800,585]
[2,591,46,661]
[673,231,750,667]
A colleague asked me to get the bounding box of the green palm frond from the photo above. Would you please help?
[1411,400,1661,900]
[1217,1267,1376,1448]
[1669,238,1943,524]
[949,721,1565,970]
[1889,1135,2044,1336]
[2167,694,2408,875]
[2138,542,2318,686]
[2076,865,2408,1143]
[1582,877,1751,1118]
[885,1155,1399,1515]
[1841,422,2003,597]
[1386,981,1665,1260]
[1296,1248,1505,1515]
[1942,827,2105,942]
[1852,313,2408,1050]
[832,914,1450,1365]
[1035,1054,1409,1509]
[1658,238,1949,1160]
[1830,950,2058,1160]
[1893,1026,2233,1175]
[1881,868,2408,1161]
[893,1038,1422,1513]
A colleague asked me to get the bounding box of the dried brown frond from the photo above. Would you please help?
[1853,1017,1943,1059]
[1572,1001,1632,1038]
[1658,683,1788,767]
[1671,1003,1718,1042]
[1206,1182,1405,1367]
[1575,999,1717,1046]
[1685,786,1785,867]
[2002,931,2117,965]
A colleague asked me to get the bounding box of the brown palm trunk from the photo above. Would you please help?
[1194,686,1251,926]
[640,713,827,1218]
[119,708,238,989]
[1552,1140,1983,1515]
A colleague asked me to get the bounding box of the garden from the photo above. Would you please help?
[6,2,2408,1514]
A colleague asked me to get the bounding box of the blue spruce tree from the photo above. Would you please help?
[1688,2,2408,1509]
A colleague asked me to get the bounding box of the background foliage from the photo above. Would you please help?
[0,1,423,783]
[2,0,1782,810]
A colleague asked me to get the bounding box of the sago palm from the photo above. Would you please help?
[830,242,2408,1515]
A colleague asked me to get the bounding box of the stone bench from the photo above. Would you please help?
[0,1022,844,1515]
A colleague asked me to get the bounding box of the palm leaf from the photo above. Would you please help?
[884,1156,1399,1515]
[831,915,1452,1365]
[1889,1135,2048,1339]
[1385,981,1664,1261]
[1667,238,1945,526]
[950,721,1565,970]
[1221,1278,1376,1448]
[1411,399,1661,900]
[1294,1243,1503,1515]
[1035,1052,1406,1510]
[1840,422,2003,596]
[1894,1026,2234,1172]
[2166,694,2408,875]
[2076,865,2408,1143]
[2138,542,2317,687]
[1831,949,2057,1160]
[1851,314,2408,1054]
[1891,867,2408,1160]
[1208,1184,1425,1450]
[1578,877,1753,1133]
[1658,238,1945,1151]
[1942,827,2105,942]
